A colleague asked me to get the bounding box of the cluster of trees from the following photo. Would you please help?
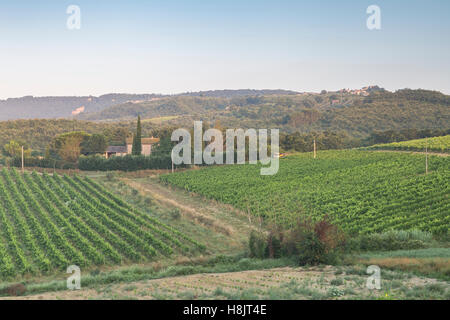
[46,131,108,162]
[3,131,109,169]
[280,131,358,152]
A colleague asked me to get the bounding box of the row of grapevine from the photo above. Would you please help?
[73,175,188,252]
[2,169,68,268]
[42,173,142,261]
[64,175,172,255]
[0,168,204,280]
[33,172,123,263]
[82,176,206,250]
[10,169,87,267]
[0,171,51,272]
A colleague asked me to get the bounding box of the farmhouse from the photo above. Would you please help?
[105,137,160,158]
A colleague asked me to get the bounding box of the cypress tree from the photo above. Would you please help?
[132,115,142,155]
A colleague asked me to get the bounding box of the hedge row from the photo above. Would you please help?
[10,156,76,169]
[78,154,174,171]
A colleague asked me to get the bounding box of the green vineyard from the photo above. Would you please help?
[0,168,203,279]
[161,150,450,235]
[368,135,450,153]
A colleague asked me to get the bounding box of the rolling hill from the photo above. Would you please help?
[78,89,450,138]
[0,90,299,121]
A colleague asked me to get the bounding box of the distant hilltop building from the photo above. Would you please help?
[338,85,383,96]
[105,137,160,158]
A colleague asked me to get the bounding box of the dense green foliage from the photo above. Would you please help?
[249,217,345,265]
[368,135,450,153]
[0,169,202,279]
[161,150,450,235]
[280,131,357,152]
[79,154,173,171]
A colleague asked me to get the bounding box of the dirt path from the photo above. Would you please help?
[119,176,260,253]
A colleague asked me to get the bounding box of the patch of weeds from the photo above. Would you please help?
[213,287,225,297]
[123,285,137,292]
[345,266,366,276]
[169,208,181,220]
[334,268,343,275]
[328,287,345,298]
[343,287,356,295]
[178,291,197,299]
[310,290,327,300]
[293,286,314,297]
[424,283,446,295]
[330,278,344,286]
[389,280,403,289]
[144,197,153,206]
[238,289,260,300]
[90,268,101,277]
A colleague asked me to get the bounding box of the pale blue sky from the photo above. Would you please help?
[0,0,449,98]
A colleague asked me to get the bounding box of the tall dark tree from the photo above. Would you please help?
[132,115,142,155]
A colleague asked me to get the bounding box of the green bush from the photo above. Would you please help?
[248,231,268,259]
[296,231,327,265]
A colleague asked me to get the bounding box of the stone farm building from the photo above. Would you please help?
[105,137,160,158]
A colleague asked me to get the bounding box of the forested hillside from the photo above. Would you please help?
[0,90,299,121]
[78,89,450,138]
[1,89,448,154]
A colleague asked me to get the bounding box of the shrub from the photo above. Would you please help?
[285,216,345,265]
[296,231,326,265]
[248,230,268,259]
[247,216,346,265]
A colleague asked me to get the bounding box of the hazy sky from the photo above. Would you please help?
[1,0,449,98]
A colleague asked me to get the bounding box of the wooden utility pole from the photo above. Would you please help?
[425,139,428,175]
[313,139,317,159]
[21,145,24,173]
